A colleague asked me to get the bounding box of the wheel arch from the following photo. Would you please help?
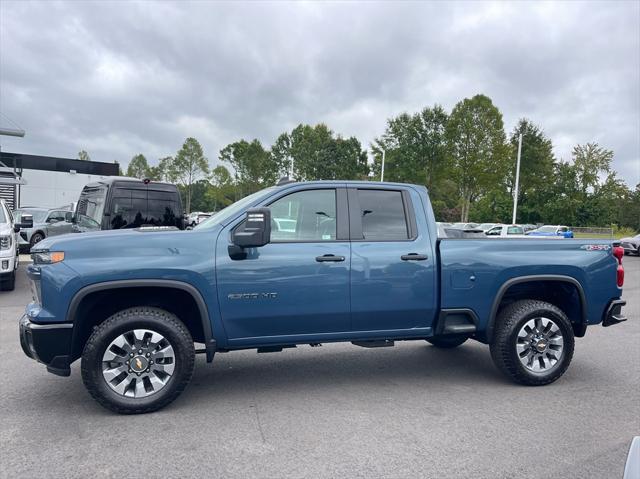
[68,280,215,362]
[486,275,587,343]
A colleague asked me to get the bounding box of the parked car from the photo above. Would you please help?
[187,211,212,227]
[477,223,498,232]
[521,224,538,232]
[74,177,184,232]
[620,234,640,255]
[13,207,74,252]
[527,225,574,238]
[484,224,526,237]
[1,199,32,290]
[451,222,479,229]
[21,181,627,413]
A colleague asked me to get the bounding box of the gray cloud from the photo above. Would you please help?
[1,0,638,186]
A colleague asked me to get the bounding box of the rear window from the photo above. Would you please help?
[507,226,524,235]
[76,186,107,230]
[357,189,409,241]
[110,188,181,229]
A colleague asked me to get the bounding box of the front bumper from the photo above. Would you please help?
[603,299,627,327]
[19,314,73,376]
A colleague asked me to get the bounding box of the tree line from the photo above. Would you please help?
[119,93,639,231]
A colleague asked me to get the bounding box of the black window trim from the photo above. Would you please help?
[347,187,417,242]
[232,186,349,244]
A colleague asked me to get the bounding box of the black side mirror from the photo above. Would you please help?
[17,214,33,229]
[232,208,271,248]
[65,212,73,222]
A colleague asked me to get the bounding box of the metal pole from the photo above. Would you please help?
[512,134,523,224]
[380,149,385,182]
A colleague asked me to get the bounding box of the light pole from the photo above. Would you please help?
[512,133,523,224]
[380,149,385,182]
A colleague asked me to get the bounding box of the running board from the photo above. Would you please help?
[351,340,395,348]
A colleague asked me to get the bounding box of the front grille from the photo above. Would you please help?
[622,242,635,249]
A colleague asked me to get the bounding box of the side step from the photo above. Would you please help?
[351,340,395,348]
[257,345,296,353]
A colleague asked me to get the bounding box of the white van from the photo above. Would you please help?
[0,199,24,291]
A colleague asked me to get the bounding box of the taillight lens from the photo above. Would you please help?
[613,246,624,287]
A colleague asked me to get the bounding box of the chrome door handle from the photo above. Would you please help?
[316,254,345,262]
[401,253,428,261]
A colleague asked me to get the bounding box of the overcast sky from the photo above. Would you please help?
[1,1,639,186]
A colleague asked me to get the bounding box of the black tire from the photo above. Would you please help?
[30,232,45,249]
[426,335,468,348]
[1,270,15,291]
[81,307,195,414]
[490,300,574,386]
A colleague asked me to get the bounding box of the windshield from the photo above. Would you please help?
[536,226,557,233]
[14,209,47,224]
[195,187,276,230]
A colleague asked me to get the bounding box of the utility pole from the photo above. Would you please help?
[380,149,385,182]
[512,133,523,224]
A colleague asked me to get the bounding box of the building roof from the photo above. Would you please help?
[0,152,120,176]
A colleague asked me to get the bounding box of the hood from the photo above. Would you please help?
[32,226,221,261]
[0,223,13,235]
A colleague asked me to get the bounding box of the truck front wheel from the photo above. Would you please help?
[81,307,195,414]
[490,300,575,386]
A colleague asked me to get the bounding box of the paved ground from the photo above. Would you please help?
[0,256,638,478]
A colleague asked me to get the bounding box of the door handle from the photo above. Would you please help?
[401,253,428,261]
[316,254,345,262]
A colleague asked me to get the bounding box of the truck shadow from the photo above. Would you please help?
[182,341,505,406]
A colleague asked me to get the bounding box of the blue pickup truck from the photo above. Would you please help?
[20,181,627,414]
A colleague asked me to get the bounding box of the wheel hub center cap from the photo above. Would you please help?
[534,339,548,353]
[130,355,148,373]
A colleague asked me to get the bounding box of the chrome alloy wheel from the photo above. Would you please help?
[102,329,175,398]
[516,317,564,373]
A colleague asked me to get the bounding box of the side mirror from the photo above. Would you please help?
[17,214,33,229]
[232,208,271,248]
[65,212,73,222]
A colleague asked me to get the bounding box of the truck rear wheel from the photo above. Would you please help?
[81,307,195,414]
[490,300,574,386]
[426,336,468,348]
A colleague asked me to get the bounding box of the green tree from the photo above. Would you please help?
[220,139,279,197]
[279,124,368,181]
[372,105,448,190]
[507,119,555,223]
[572,143,613,196]
[208,165,235,211]
[126,154,150,179]
[78,150,91,161]
[445,94,508,222]
[171,138,209,213]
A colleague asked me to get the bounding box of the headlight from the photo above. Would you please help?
[32,251,65,264]
[0,235,12,250]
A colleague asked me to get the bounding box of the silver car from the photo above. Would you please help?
[13,207,74,252]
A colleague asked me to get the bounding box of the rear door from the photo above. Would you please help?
[348,187,437,333]
[216,186,351,343]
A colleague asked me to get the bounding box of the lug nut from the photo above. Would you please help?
[130,353,134,357]
[137,373,141,376]
[138,350,142,354]
[146,353,150,357]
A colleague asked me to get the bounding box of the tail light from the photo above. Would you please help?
[613,245,624,287]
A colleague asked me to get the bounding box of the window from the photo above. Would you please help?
[148,191,180,227]
[357,189,409,240]
[507,226,524,235]
[76,187,107,230]
[47,210,68,223]
[268,189,336,241]
[486,226,502,236]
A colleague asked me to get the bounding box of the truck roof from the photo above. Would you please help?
[82,176,177,190]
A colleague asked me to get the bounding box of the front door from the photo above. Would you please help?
[216,187,351,345]
[349,187,437,334]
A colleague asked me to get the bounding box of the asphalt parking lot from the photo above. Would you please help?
[0,256,638,479]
